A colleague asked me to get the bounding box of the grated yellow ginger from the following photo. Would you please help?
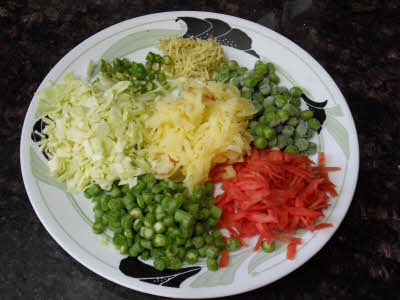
[144,81,256,191]
[157,36,226,81]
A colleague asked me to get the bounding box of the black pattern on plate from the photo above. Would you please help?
[301,94,327,133]
[31,118,51,160]
[176,17,260,58]
[119,257,202,288]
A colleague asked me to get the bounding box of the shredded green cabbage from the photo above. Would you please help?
[36,73,153,192]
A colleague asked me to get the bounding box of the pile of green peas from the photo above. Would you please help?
[100,52,173,94]
[215,60,321,155]
[84,174,243,271]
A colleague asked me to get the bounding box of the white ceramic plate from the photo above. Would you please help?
[20,11,359,298]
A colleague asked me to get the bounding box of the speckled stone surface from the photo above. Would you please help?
[1,1,399,299]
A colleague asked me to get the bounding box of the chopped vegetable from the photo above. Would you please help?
[36,73,153,192]
[158,36,226,81]
[213,149,340,260]
[145,81,256,191]
[215,60,323,154]
[86,175,226,271]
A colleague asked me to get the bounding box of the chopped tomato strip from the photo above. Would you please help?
[219,250,229,268]
[168,155,178,163]
[203,94,216,101]
[216,149,339,261]
[286,243,297,260]
[313,223,333,230]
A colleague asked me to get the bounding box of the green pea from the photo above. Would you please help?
[280,86,288,94]
[289,97,301,107]
[236,67,248,76]
[259,84,271,95]
[295,138,309,151]
[252,92,264,103]
[307,118,321,131]
[270,85,282,96]
[268,73,280,84]
[264,105,277,114]
[253,70,264,82]
[274,95,287,108]
[264,111,280,127]
[277,135,289,149]
[228,60,239,70]
[289,86,303,97]
[275,124,283,133]
[241,89,253,99]
[305,128,314,139]
[282,92,291,101]
[243,77,259,88]
[287,117,298,126]
[249,120,258,131]
[287,137,294,145]
[254,123,267,136]
[263,126,276,140]
[304,142,317,155]
[286,144,298,154]
[282,103,297,117]
[263,96,275,107]
[254,136,268,149]
[282,125,295,137]
[300,110,314,121]
[295,121,308,137]
[266,62,275,73]
[276,109,289,123]
[269,136,277,147]
[254,61,269,74]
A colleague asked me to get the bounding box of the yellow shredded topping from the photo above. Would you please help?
[157,36,226,81]
[144,81,256,191]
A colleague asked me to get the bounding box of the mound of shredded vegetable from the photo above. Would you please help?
[144,81,256,191]
[35,73,153,192]
[157,36,226,81]
[211,149,340,260]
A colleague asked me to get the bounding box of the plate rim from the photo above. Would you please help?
[20,10,359,298]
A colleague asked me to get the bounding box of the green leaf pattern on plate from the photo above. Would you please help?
[247,240,286,276]
[324,115,350,159]
[325,104,344,117]
[30,147,66,191]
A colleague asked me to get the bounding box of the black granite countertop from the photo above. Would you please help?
[1,1,399,299]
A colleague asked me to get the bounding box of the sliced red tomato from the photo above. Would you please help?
[219,250,229,268]
[216,148,340,261]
